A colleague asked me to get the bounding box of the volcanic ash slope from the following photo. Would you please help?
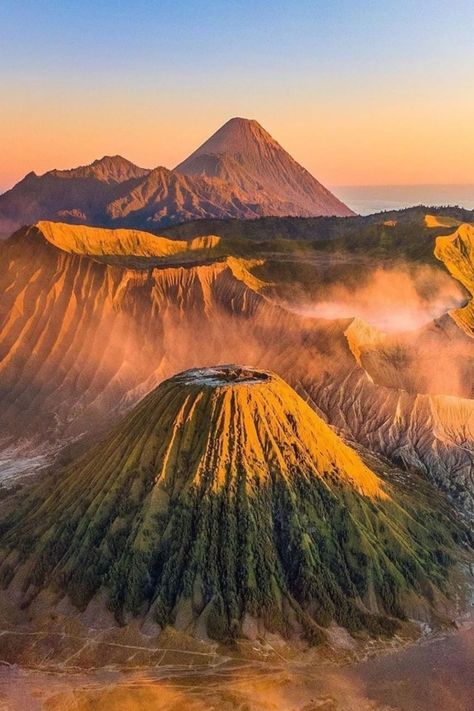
[0,366,465,646]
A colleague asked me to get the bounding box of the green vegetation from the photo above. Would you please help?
[0,368,468,645]
[157,207,474,304]
[311,222,447,265]
[161,206,474,246]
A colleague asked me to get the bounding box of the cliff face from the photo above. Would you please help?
[0,221,473,516]
[305,369,474,514]
[435,223,474,337]
[0,224,271,441]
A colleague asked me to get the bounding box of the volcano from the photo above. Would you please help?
[0,118,353,235]
[0,366,461,644]
[175,117,353,218]
[1,218,473,516]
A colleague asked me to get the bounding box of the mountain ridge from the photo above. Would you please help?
[1,219,474,516]
[0,118,353,235]
[48,155,150,184]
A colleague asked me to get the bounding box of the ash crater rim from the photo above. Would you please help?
[175,365,272,387]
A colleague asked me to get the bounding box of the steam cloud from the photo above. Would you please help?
[292,263,467,333]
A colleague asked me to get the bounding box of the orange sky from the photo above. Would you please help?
[2,95,473,191]
[1,1,473,191]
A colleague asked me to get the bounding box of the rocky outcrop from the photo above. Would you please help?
[304,369,474,515]
[435,223,474,337]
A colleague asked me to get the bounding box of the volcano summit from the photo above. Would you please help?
[0,118,353,236]
[0,366,463,649]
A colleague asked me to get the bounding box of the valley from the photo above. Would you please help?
[3,1,474,707]
[0,216,473,515]
[0,622,472,710]
[0,124,473,711]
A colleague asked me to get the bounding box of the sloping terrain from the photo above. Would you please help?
[306,369,474,514]
[0,367,464,646]
[49,155,150,184]
[35,220,223,260]
[0,222,275,442]
[0,119,352,235]
[435,223,474,336]
[0,220,473,517]
[0,157,150,236]
[175,117,353,218]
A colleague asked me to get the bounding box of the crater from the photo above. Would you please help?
[174,365,272,387]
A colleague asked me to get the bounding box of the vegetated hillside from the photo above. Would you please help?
[0,366,466,645]
[0,119,352,236]
[161,205,474,249]
[0,220,474,516]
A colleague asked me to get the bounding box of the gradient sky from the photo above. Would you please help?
[1,0,473,191]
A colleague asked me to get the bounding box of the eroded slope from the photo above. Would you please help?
[435,223,474,337]
[0,220,473,516]
[0,367,464,648]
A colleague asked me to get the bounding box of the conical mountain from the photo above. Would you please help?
[175,117,354,217]
[0,117,353,235]
[0,366,461,643]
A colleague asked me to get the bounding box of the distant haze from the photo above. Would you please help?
[3,181,472,219]
[334,184,474,216]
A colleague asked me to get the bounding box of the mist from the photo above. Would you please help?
[1,625,472,711]
[291,263,467,334]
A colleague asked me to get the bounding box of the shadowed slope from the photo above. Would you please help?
[0,367,464,645]
[0,157,150,235]
[0,224,276,442]
[1,221,474,515]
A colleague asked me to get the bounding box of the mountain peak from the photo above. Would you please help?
[223,116,262,128]
[176,118,354,217]
[0,119,353,236]
[0,363,459,644]
[176,117,281,167]
[48,154,150,184]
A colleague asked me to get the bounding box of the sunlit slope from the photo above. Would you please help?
[0,366,463,643]
[36,220,222,258]
[175,117,354,217]
[0,226,275,440]
[1,222,474,514]
[309,369,474,514]
[0,225,282,442]
[425,214,462,229]
[435,223,474,336]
